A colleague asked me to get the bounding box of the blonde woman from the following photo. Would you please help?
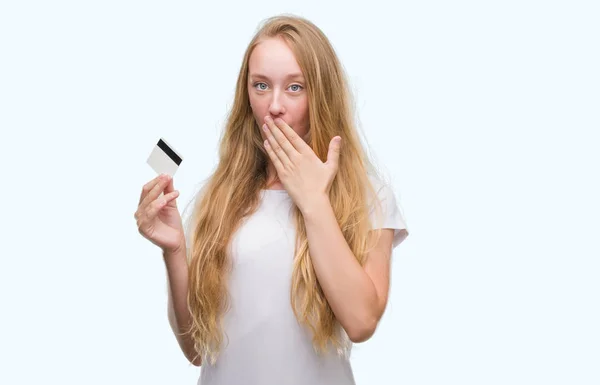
[135,14,409,385]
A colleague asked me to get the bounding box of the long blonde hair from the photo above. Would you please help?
[183,14,384,365]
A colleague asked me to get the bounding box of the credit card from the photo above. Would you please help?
[146,138,183,177]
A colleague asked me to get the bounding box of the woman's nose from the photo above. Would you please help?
[268,91,285,115]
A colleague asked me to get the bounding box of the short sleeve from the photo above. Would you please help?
[368,177,410,249]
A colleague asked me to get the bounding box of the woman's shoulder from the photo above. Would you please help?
[365,170,410,240]
[365,171,394,200]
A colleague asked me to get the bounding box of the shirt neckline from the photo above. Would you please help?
[260,188,288,194]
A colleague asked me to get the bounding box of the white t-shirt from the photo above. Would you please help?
[197,178,409,385]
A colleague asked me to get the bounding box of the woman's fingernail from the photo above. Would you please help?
[263,124,268,132]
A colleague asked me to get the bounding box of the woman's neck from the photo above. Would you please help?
[265,164,284,190]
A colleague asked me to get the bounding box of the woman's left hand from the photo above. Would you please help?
[262,115,341,214]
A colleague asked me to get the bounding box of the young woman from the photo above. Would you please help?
[135,14,409,385]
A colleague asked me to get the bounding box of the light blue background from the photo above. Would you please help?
[1,1,598,384]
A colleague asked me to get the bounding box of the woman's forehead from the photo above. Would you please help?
[249,38,303,79]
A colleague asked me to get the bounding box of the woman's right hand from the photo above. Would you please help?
[135,174,185,254]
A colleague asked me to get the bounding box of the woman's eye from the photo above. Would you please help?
[253,83,303,92]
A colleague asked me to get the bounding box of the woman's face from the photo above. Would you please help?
[247,37,309,142]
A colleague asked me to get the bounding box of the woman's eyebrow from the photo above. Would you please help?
[249,73,305,80]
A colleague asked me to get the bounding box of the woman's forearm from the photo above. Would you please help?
[164,247,202,366]
[301,197,381,343]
